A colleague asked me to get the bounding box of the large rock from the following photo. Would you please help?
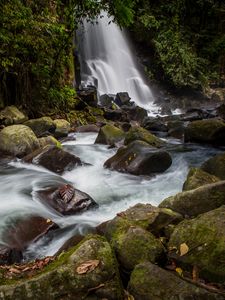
[95,124,125,145]
[122,105,148,123]
[128,262,224,300]
[124,126,164,147]
[53,119,70,138]
[0,125,39,157]
[201,152,225,180]
[104,140,172,175]
[38,136,61,148]
[23,145,82,174]
[37,184,98,215]
[169,206,225,283]
[24,116,55,137]
[159,180,225,217]
[77,86,98,108]
[0,236,124,300]
[75,124,99,133]
[183,167,220,191]
[184,119,225,145]
[142,117,168,132]
[0,106,28,125]
[114,92,131,107]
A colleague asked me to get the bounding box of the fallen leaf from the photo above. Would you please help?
[180,243,189,256]
[192,265,199,282]
[175,267,183,277]
[9,268,20,274]
[76,260,100,274]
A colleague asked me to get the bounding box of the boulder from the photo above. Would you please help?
[169,206,225,283]
[128,262,224,300]
[23,145,82,174]
[0,125,39,157]
[77,86,98,107]
[122,105,148,123]
[124,126,164,147]
[167,120,185,139]
[184,119,225,145]
[103,108,125,122]
[99,94,115,108]
[114,92,131,107]
[53,119,70,138]
[37,184,98,215]
[0,236,124,300]
[104,140,172,176]
[38,136,61,148]
[24,116,55,137]
[142,117,168,132]
[95,124,125,145]
[183,167,220,191]
[201,152,225,180]
[75,124,99,133]
[159,180,225,217]
[0,106,28,125]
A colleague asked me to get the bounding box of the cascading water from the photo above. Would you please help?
[77,12,158,112]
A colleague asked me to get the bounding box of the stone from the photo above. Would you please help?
[37,184,98,215]
[0,125,39,157]
[201,152,225,180]
[167,120,185,139]
[53,119,70,138]
[184,119,225,145]
[183,167,220,191]
[122,105,148,123]
[142,117,168,132]
[168,206,225,283]
[99,94,115,108]
[23,145,82,174]
[0,247,23,265]
[104,140,172,176]
[103,108,125,122]
[124,126,164,147]
[95,124,125,145]
[0,106,28,125]
[77,86,98,108]
[114,92,131,107]
[75,124,100,133]
[38,136,61,148]
[128,262,224,300]
[24,116,55,137]
[159,180,225,217]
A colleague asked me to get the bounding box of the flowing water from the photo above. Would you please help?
[77,12,158,112]
[0,133,222,260]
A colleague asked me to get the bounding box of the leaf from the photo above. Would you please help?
[192,265,199,282]
[175,267,183,277]
[76,260,100,275]
[9,268,20,274]
[180,243,189,256]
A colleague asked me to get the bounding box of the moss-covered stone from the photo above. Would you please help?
[128,262,224,300]
[183,167,220,191]
[95,124,125,145]
[0,106,28,125]
[201,152,225,180]
[24,117,55,137]
[0,125,39,157]
[184,119,225,145]
[124,126,164,147]
[0,235,123,300]
[38,136,62,148]
[53,119,70,138]
[159,180,225,217]
[168,206,225,283]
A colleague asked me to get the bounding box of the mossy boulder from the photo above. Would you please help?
[0,125,39,157]
[24,117,55,137]
[104,140,172,176]
[124,126,164,147]
[0,106,28,125]
[183,167,220,191]
[184,119,225,145]
[168,206,225,283]
[95,124,125,145]
[159,180,225,217]
[0,236,124,300]
[128,262,224,300]
[53,119,70,138]
[201,152,225,180]
[38,136,62,148]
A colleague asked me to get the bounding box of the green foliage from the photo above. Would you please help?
[48,86,77,111]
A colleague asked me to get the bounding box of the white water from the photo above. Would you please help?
[77,12,158,112]
[0,133,221,260]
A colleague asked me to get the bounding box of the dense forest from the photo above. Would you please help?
[0,0,224,114]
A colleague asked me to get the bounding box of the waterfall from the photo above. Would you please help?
[77,12,157,112]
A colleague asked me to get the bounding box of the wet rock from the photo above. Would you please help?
[183,167,220,191]
[75,124,100,132]
[181,108,215,121]
[103,108,125,122]
[0,236,124,300]
[99,94,115,108]
[23,145,82,174]
[0,247,23,265]
[24,116,55,137]
[104,140,172,176]
[124,126,165,147]
[142,116,168,132]
[167,120,185,139]
[0,106,28,125]
[217,103,225,120]
[169,206,225,283]
[114,92,131,107]
[53,119,70,138]
[122,105,148,123]
[128,262,224,300]
[37,184,98,215]
[201,152,225,180]
[0,125,39,158]
[38,136,61,148]
[77,86,98,108]
[184,119,225,145]
[159,180,225,217]
[95,124,125,145]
